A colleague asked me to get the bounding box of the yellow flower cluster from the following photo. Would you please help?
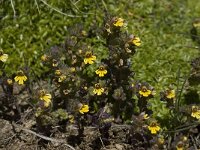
[58,75,66,82]
[14,70,28,85]
[55,70,66,82]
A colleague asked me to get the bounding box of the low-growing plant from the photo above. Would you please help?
[1,12,200,149]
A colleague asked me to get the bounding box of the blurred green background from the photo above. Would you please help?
[1,0,200,90]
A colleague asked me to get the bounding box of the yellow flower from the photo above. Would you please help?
[182,136,187,142]
[52,59,58,67]
[191,106,200,119]
[0,50,8,62]
[143,114,149,120]
[35,108,42,117]
[84,51,96,64]
[95,66,107,77]
[39,90,52,107]
[54,70,66,82]
[166,89,175,99]
[148,122,160,134]
[58,75,66,82]
[176,142,184,150]
[81,30,87,36]
[132,37,141,46]
[157,136,165,145]
[93,83,104,95]
[139,86,152,97]
[70,67,76,73]
[131,83,134,88]
[78,49,83,55]
[193,22,200,28]
[79,104,89,114]
[7,79,13,85]
[113,18,124,27]
[55,70,62,75]
[14,70,28,85]
[105,23,111,34]
[68,114,75,123]
[140,112,149,120]
[63,89,70,95]
[41,54,49,61]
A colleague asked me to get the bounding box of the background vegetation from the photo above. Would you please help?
[1,0,200,90]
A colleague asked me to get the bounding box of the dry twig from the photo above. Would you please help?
[12,122,75,150]
[10,0,16,18]
[40,0,83,18]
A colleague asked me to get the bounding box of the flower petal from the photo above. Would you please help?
[14,76,19,82]
[18,77,24,85]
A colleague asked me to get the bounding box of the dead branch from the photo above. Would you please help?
[12,122,75,150]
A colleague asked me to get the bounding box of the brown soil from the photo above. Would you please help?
[0,118,137,150]
[0,83,139,150]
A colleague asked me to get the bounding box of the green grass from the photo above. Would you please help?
[104,0,200,90]
[1,0,200,91]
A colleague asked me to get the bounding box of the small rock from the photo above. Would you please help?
[115,144,124,150]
